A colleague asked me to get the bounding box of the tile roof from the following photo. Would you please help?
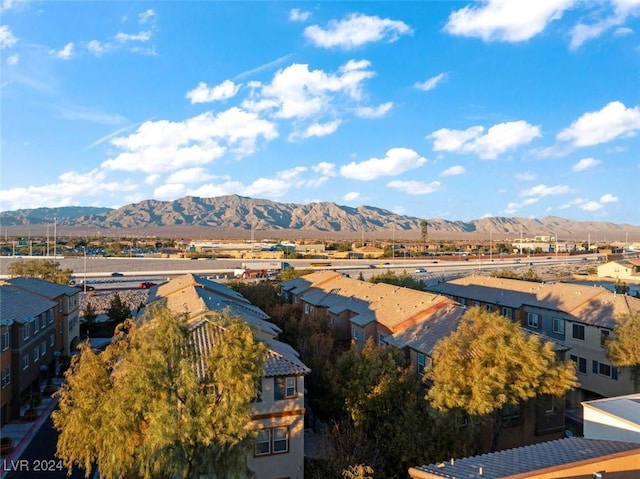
[8,276,80,298]
[0,282,57,324]
[411,437,640,478]
[427,275,640,328]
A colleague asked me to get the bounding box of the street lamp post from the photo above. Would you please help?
[83,246,87,293]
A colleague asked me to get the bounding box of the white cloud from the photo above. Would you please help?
[504,198,539,214]
[387,180,442,195]
[415,73,446,91]
[290,8,312,22]
[116,31,152,43]
[243,60,375,120]
[312,162,337,176]
[343,191,360,202]
[186,80,241,104]
[0,169,136,211]
[355,101,393,118]
[571,157,601,172]
[103,107,278,173]
[52,42,74,60]
[580,201,603,211]
[166,167,215,184]
[6,53,18,65]
[520,184,574,197]
[444,0,576,42]
[600,193,619,203]
[557,101,640,147]
[145,174,160,185]
[139,9,155,24]
[289,120,341,141]
[441,165,466,176]
[153,183,188,200]
[515,171,536,181]
[614,26,634,35]
[0,25,17,49]
[428,120,541,159]
[569,0,640,49]
[340,148,427,181]
[87,40,107,56]
[304,13,413,49]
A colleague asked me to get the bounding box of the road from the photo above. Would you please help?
[3,416,88,479]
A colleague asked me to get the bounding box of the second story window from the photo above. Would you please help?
[501,307,513,320]
[1,331,9,351]
[274,377,296,400]
[552,318,565,335]
[1,367,10,388]
[526,312,540,328]
[33,347,40,363]
[353,328,364,346]
[572,323,585,341]
[23,323,30,341]
[22,355,29,370]
[600,329,610,347]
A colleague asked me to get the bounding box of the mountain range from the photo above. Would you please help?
[1,195,638,241]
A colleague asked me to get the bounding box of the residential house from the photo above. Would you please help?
[426,276,640,404]
[409,393,640,479]
[0,280,57,423]
[597,260,640,283]
[145,274,310,479]
[7,277,81,357]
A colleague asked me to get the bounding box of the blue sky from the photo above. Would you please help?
[1,1,639,224]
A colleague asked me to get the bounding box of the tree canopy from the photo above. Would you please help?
[606,310,640,389]
[105,292,132,323]
[53,307,265,479]
[6,258,73,284]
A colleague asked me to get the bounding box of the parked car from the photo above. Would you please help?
[139,281,156,289]
[111,272,124,277]
[415,268,427,273]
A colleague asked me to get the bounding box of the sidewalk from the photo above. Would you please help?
[0,377,63,479]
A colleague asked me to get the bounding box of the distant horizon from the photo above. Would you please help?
[1,2,639,224]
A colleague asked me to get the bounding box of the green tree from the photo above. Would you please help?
[81,301,98,336]
[614,280,630,295]
[105,292,131,323]
[369,270,424,291]
[606,311,640,390]
[6,258,73,284]
[53,307,265,479]
[427,307,577,452]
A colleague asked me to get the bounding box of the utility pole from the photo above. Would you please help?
[420,220,428,255]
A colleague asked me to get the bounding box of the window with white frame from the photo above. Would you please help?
[526,312,540,328]
[48,310,54,324]
[377,333,387,344]
[572,323,585,340]
[417,352,426,376]
[23,323,30,340]
[40,314,46,329]
[255,429,270,456]
[1,330,9,351]
[41,342,46,356]
[1,368,9,388]
[33,347,39,362]
[501,307,513,320]
[552,318,565,335]
[254,427,289,456]
[34,317,39,333]
[274,377,296,401]
[22,355,29,370]
[303,304,310,315]
[49,334,54,347]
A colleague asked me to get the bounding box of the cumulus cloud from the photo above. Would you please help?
[440,165,466,176]
[52,42,74,60]
[87,40,107,56]
[0,25,17,49]
[340,148,427,180]
[571,157,601,172]
[520,184,574,197]
[515,171,536,181]
[428,120,541,159]
[304,13,413,49]
[343,191,361,202]
[166,167,215,184]
[557,101,640,147]
[504,198,539,214]
[290,8,312,22]
[600,193,619,203]
[580,201,603,211]
[570,0,640,49]
[186,80,241,104]
[355,101,393,118]
[444,0,576,42]
[312,162,337,176]
[415,73,446,91]
[243,60,375,120]
[102,107,278,173]
[288,120,341,141]
[387,180,442,195]
[0,169,136,211]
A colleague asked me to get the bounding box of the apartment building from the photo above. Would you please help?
[145,274,310,479]
[426,275,640,405]
[0,280,57,424]
[597,259,640,283]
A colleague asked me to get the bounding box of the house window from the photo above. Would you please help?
[526,312,540,328]
[48,310,54,324]
[377,333,387,344]
[592,360,618,380]
[541,395,559,414]
[34,318,39,333]
[501,307,513,320]
[49,334,54,347]
[1,368,9,388]
[255,430,270,456]
[485,304,492,312]
[274,377,296,400]
[570,354,587,374]
[253,380,263,403]
[572,324,585,340]
[22,355,29,370]
[501,403,520,420]
[353,328,364,345]
[33,347,39,363]
[552,318,565,335]
[303,304,310,315]
[41,342,46,355]
[600,329,610,347]
[40,314,46,329]
[272,427,289,453]
[472,300,480,307]
[1,331,9,351]
[417,353,426,376]
[23,323,30,340]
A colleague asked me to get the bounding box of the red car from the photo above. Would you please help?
[139,282,156,289]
